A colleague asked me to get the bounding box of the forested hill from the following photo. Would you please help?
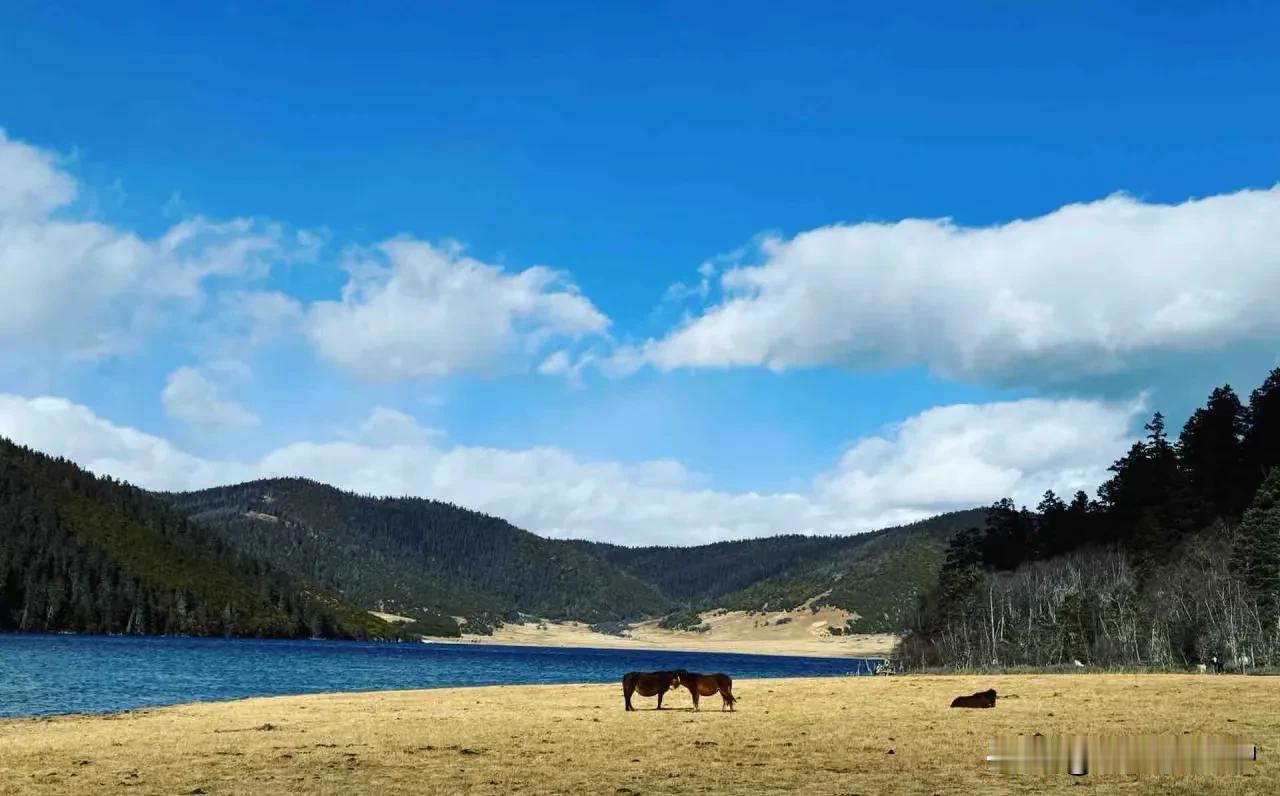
[708,509,987,632]
[0,438,389,639]
[572,509,986,633]
[166,479,671,633]
[570,534,868,603]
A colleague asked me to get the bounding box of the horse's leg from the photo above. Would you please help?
[624,681,634,711]
[692,691,699,711]
[657,689,664,710]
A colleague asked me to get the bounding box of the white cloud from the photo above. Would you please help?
[306,239,610,379]
[0,129,310,358]
[161,366,260,429]
[814,397,1144,523]
[0,128,76,219]
[220,290,306,344]
[0,394,239,488]
[353,406,441,446]
[0,393,1138,545]
[628,187,1280,385]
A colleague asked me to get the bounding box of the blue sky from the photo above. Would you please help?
[1,3,1277,543]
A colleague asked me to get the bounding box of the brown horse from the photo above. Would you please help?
[622,670,682,711]
[676,670,736,711]
[949,688,997,708]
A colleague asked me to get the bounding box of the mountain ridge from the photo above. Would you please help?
[167,478,983,635]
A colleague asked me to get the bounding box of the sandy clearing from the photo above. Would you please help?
[438,607,896,658]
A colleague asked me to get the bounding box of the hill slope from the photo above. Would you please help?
[709,509,987,632]
[166,479,672,632]
[575,509,986,633]
[0,439,388,639]
[571,533,870,603]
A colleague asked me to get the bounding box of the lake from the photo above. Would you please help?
[0,634,878,718]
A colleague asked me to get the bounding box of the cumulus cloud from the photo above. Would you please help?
[0,393,1138,545]
[0,129,76,219]
[814,397,1144,526]
[0,129,310,358]
[161,366,260,429]
[215,290,306,346]
[306,239,610,379]
[626,187,1280,386]
[0,394,238,488]
[353,406,442,446]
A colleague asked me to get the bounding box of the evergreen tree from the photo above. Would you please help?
[1231,469,1280,625]
[1066,490,1096,545]
[1035,490,1069,559]
[980,498,1036,570]
[1099,412,1195,558]
[926,527,985,628]
[1178,385,1248,520]
[1244,368,1280,494]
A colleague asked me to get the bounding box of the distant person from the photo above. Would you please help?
[1211,654,1224,674]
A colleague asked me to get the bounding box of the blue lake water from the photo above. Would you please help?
[0,634,878,718]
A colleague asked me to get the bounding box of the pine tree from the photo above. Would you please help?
[1067,490,1095,545]
[1244,368,1280,494]
[1178,385,1248,519]
[980,498,1036,570]
[1035,490,1069,559]
[1099,412,1195,558]
[1231,469,1280,626]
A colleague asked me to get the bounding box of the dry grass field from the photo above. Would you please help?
[1,674,1277,795]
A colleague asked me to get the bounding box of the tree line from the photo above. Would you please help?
[902,368,1280,670]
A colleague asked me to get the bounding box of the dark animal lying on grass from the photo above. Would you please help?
[622,670,682,711]
[949,689,997,708]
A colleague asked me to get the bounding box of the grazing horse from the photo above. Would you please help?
[622,670,681,711]
[949,688,997,708]
[676,670,736,711]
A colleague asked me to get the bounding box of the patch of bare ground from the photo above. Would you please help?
[449,608,896,658]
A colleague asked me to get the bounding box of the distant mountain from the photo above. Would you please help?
[165,480,988,637]
[0,438,388,640]
[165,479,672,634]
[3,436,991,641]
[577,509,986,633]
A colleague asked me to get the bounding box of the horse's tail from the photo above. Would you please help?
[721,681,738,707]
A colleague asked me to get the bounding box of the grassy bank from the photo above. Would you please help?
[1,675,1275,794]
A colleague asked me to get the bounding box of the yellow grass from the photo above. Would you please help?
[450,608,897,658]
[1,674,1275,795]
